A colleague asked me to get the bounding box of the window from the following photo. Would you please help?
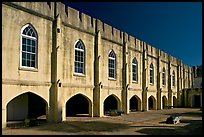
[132,58,138,82]
[150,63,154,84]
[108,50,116,79]
[74,40,85,74]
[21,24,37,68]
[172,71,175,87]
[162,67,166,86]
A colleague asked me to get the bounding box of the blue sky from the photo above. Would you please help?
[64,2,202,67]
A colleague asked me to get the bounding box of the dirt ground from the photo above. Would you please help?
[2,108,202,135]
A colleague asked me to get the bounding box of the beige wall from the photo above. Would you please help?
[2,2,194,128]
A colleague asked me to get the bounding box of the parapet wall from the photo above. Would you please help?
[97,19,123,44]
[57,2,96,34]
[10,2,54,19]
[8,2,191,70]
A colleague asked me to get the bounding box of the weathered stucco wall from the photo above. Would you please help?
[2,2,195,128]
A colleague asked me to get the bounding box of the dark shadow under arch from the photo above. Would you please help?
[66,94,90,116]
[104,95,119,115]
[162,96,168,109]
[148,96,156,110]
[173,96,177,107]
[129,95,141,112]
[7,92,47,122]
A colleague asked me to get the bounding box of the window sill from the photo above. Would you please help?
[149,83,154,86]
[108,77,116,81]
[132,81,138,84]
[73,73,86,77]
[18,67,38,72]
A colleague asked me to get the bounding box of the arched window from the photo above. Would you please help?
[21,24,37,68]
[74,40,85,74]
[132,58,138,82]
[162,67,166,86]
[172,71,175,87]
[150,63,154,84]
[108,50,116,79]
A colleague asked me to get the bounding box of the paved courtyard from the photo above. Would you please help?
[2,108,202,135]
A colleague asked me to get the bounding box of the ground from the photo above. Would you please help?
[2,108,202,135]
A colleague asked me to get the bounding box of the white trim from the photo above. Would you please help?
[108,50,116,79]
[74,40,85,74]
[20,24,38,69]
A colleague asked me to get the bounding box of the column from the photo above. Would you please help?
[157,49,161,110]
[122,33,129,114]
[142,42,148,111]
[93,19,103,117]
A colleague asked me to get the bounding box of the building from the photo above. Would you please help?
[184,66,202,108]
[2,2,193,128]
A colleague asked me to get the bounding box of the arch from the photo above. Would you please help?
[191,95,201,108]
[150,63,154,84]
[162,96,168,109]
[66,93,92,117]
[74,39,85,74]
[20,24,38,68]
[173,96,177,107]
[132,57,138,82]
[21,23,38,38]
[108,50,116,79]
[129,95,141,112]
[6,92,48,123]
[103,94,120,115]
[148,96,156,110]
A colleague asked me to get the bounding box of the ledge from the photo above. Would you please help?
[18,67,38,72]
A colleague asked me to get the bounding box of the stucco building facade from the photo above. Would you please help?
[2,2,194,128]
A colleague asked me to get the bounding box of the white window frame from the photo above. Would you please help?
[162,67,166,86]
[150,63,154,84]
[172,71,175,87]
[74,40,85,75]
[20,24,38,70]
[132,58,138,82]
[108,50,116,79]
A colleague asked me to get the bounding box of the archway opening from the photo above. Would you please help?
[192,95,201,108]
[173,96,177,107]
[6,92,47,127]
[66,94,90,117]
[162,96,168,109]
[148,96,156,110]
[104,95,118,115]
[129,95,141,112]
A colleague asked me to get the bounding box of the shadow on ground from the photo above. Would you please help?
[136,119,202,135]
[164,109,202,117]
[37,121,130,133]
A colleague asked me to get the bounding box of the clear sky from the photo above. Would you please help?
[64,2,202,67]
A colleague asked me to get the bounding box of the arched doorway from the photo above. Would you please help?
[104,95,119,115]
[66,94,91,117]
[6,92,48,125]
[192,95,201,108]
[129,95,141,112]
[162,96,168,109]
[173,96,177,107]
[148,96,156,110]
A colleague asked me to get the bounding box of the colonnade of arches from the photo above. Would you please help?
[5,91,178,126]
